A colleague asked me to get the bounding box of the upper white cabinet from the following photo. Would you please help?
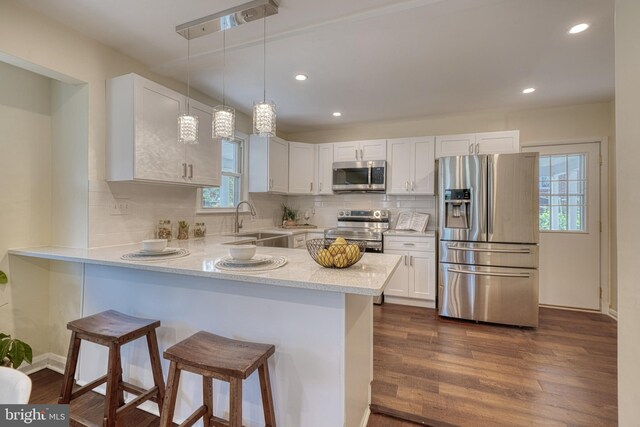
[435,131,519,158]
[333,139,386,162]
[288,141,315,195]
[387,136,435,195]
[314,143,334,195]
[249,135,289,194]
[106,73,220,187]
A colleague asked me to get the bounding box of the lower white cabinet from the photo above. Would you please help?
[383,235,436,306]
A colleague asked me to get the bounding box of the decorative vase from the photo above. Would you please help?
[284,220,296,227]
[177,225,189,240]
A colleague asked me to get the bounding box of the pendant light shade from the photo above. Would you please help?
[253,5,276,136]
[213,105,235,139]
[213,29,235,139]
[253,101,276,136]
[179,38,198,144]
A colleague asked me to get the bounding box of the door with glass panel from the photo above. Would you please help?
[522,143,600,310]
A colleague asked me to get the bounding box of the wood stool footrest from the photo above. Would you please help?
[69,375,108,401]
[211,415,247,427]
[121,381,159,403]
[115,386,159,417]
[69,414,99,427]
[178,405,208,427]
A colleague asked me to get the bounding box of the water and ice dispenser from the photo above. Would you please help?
[444,189,471,229]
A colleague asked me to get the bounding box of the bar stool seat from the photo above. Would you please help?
[59,310,165,427]
[160,331,276,427]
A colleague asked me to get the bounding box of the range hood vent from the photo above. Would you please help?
[176,0,279,40]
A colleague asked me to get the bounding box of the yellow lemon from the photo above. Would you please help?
[334,237,348,245]
[317,248,334,267]
[333,253,349,268]
[329,243,347,256]
[346,244,361,262]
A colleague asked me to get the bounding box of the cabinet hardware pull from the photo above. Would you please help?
[182,163,187,178]
[319,182,322,191]
[411,181,415,191]
[355,148,358,160]
[188,164,193,179]
[468,144,473,154]
[310,182,313,192]
[405,181,409,191]
[360,149,363,160]
[403,243,415,246]
[404,255,408,266]
[410,256,413,266]
[475,143,479,154]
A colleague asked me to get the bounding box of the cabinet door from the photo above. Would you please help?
[383,250,410,297]
[386,138,413,194]
[435,133,475,158]
[316,143,334,195]
[413,137,435,194]
[289,142,315,194]
[187,100,221,187]
[359,139,387,161]
[409,252,436,300]
[134,79,186,182]
[476,130,520,154]
[268,137,289,193]
[333,141,359,161]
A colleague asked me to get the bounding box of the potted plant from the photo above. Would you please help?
[0,270,33,369]
[282,205,297,227]
[177,221,190,240]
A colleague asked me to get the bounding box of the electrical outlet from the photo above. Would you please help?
[110,198,131,215]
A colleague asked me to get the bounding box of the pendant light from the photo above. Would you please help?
[212,28,235,139]
[178,37,199,144]
[253,5,276,136]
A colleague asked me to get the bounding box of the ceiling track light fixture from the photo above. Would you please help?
[178,38,199,144]
[253,4,276,136]
[213,29,235,139]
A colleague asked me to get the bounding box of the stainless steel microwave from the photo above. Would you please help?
[332,160,386,193]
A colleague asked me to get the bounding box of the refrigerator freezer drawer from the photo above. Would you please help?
[438,263,539,327]
[439,241,538,269]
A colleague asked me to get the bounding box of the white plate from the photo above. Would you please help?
[137,247,181,256]
[220,255,273,266]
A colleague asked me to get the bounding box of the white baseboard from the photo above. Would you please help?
[384,296,435,308]
[608,308,618,320]
[18,352,66,375]
[360,407,371,427]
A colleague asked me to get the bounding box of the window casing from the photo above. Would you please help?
[198,134,246,211]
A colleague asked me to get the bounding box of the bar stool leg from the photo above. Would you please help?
[59,331,81,404]
[229,377,243,427]
[258,363,276,427]
[117,362,125,407]
[103,343,121,427]
[160,361,181,427]
[203,376,213,427]
[146,329,166,409]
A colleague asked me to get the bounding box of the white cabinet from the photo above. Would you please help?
[314,143,334,195]
[333,139,386,161]
[290,233,307,249]
[383,235,436,306]
[387,136,435,195]
[106,73,220,186]
[249,135,289,193]
[435,131,519,158]
[288,142,315,194]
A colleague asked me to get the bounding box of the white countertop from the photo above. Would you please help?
[384,229,436,237]
[9,235,400,296]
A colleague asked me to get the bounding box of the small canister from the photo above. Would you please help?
[157,220,172,240]
[194,222,206,238]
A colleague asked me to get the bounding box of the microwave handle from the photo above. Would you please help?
[368,164,372,188]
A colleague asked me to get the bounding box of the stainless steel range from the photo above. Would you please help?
[324,209,390,253]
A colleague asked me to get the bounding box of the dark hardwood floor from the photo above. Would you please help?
[371,304,618,427]
[28,304,617,427]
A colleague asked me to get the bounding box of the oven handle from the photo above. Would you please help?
[447,268,531,278]
[446,244,531,254]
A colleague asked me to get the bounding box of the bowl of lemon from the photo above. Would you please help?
[306,238,367,269]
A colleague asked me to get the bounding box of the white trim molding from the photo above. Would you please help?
[608,308,618,320]
[18,353,66,376]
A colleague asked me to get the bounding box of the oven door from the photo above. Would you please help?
[332,161,386,192]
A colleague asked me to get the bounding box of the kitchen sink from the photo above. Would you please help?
[225,232,289,248]
[233,232,286,240]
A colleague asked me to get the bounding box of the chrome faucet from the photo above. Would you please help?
[234,200,257,233]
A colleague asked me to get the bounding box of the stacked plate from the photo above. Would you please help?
[214,255,287,272]
[121,247,190,261]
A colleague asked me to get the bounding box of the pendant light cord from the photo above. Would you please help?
[222,29,226,106]
[186,37,191,109]
[263,4,267,102]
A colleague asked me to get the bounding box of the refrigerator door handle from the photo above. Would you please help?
[446,244,531,254]
[487,156,493,237]
[447,268,531,279]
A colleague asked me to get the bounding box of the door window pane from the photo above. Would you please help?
[538,154,587,232]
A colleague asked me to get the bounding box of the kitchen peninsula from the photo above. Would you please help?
[9,238,401,427]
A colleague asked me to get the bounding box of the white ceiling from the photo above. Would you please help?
[18,0,614,133]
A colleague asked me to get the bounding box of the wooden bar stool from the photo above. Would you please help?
[58,310,166,427]
[159,331,276,427]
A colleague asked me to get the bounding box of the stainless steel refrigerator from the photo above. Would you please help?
[438,153,539,327]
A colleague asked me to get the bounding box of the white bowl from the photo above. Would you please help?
[142,239,168,252]
[228,244,256,260]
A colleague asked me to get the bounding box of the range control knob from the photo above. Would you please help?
[381,211,388,217]
[338,210,345,217]
[345,211,351,216]
[373,210,381,218]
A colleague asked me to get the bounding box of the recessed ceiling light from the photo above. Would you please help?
[568,23,590,34]
[522,87,536,94]
[332,112,342,117]
[295,74,308,81]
